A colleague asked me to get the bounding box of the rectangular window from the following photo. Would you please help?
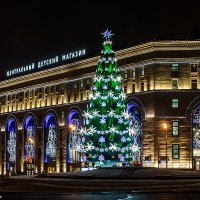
[80,80,83,89]
[192,79,197,89]
[80,93,83,100]
[141,82,144,91]
[172,79,178,89]
[172,121,179,136]
[87,92,90,100]
[62,111,64,119]
[191,64,197,72]
[68,95,71,102]
[132,68,135,78]
[74,94,77,101]
[172,64,179,71]
[140,67,144,76]
[74,83,77,89]
[124,71,127,79]
[172,144,179,159]
[132,84,135,93]
[172,99,178,108]
[50,86,53,93]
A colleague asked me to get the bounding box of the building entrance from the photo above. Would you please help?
[25,163,34,175]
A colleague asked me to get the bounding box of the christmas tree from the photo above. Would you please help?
[82,29,133,166]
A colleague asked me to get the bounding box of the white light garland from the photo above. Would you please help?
[46,124,57,158]
[7,131,16,162]
[25,126,35,159]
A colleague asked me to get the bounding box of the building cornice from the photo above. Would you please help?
[1,56,200,96]
[1,40,200,89]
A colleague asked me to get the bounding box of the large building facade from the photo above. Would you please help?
[0,40,200,175]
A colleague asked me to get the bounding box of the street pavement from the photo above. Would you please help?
[1,168,200,193]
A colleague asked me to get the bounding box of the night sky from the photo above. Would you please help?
[1,1,200,80]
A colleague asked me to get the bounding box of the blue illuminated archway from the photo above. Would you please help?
[44,114,57,163]
[127,103,142,164]
[24,116,36,164]
[6,118,17,172]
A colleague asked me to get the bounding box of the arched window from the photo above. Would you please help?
[24,116,36,175]
[127,103,142,164]
[67,111,82,163]
[44,114,57,164]
[6,118,17,173]
[193,106,200,156]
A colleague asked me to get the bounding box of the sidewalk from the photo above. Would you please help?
[36,167,200,179]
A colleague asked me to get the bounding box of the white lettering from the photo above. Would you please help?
[6,49,86,77]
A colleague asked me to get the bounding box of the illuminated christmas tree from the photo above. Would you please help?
[82,29,133,166]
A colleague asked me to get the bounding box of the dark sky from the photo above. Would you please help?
[1,1,200,80]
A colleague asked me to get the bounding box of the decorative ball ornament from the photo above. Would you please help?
[121,136,126,143]
[99,136,105,143]
[103,85,108,90]
[102,102,106,107]
[117,102,121,107]
[98,154,105,161]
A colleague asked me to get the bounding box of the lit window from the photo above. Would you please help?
[74,83,77,89]
[132,68,135,78]
[172,144,179,159]
[172,99,178,108]
[172,121,179,136]
[87,92,89,100]
[124,71,127,79]
[172,79,178,89]
[140,67,144,76]
[80,80,83,89]
[172,64,179,71]
[191,79,197,89]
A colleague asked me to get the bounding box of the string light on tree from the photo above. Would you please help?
[81,29,133,166]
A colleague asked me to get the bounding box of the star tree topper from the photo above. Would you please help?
[101,28,114,41]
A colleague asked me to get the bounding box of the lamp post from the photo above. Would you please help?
[163,123,168,168]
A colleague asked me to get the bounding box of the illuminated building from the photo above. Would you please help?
[0,40,200,175]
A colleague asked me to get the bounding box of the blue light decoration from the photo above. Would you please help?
[44,114,57,163]
[6,118,17,172]
[24,116,35,164]
[127,103,142,164]
[193,106,200,156]
[101,28,114,40]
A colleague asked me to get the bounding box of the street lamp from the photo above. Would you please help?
[163,123,168,168]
